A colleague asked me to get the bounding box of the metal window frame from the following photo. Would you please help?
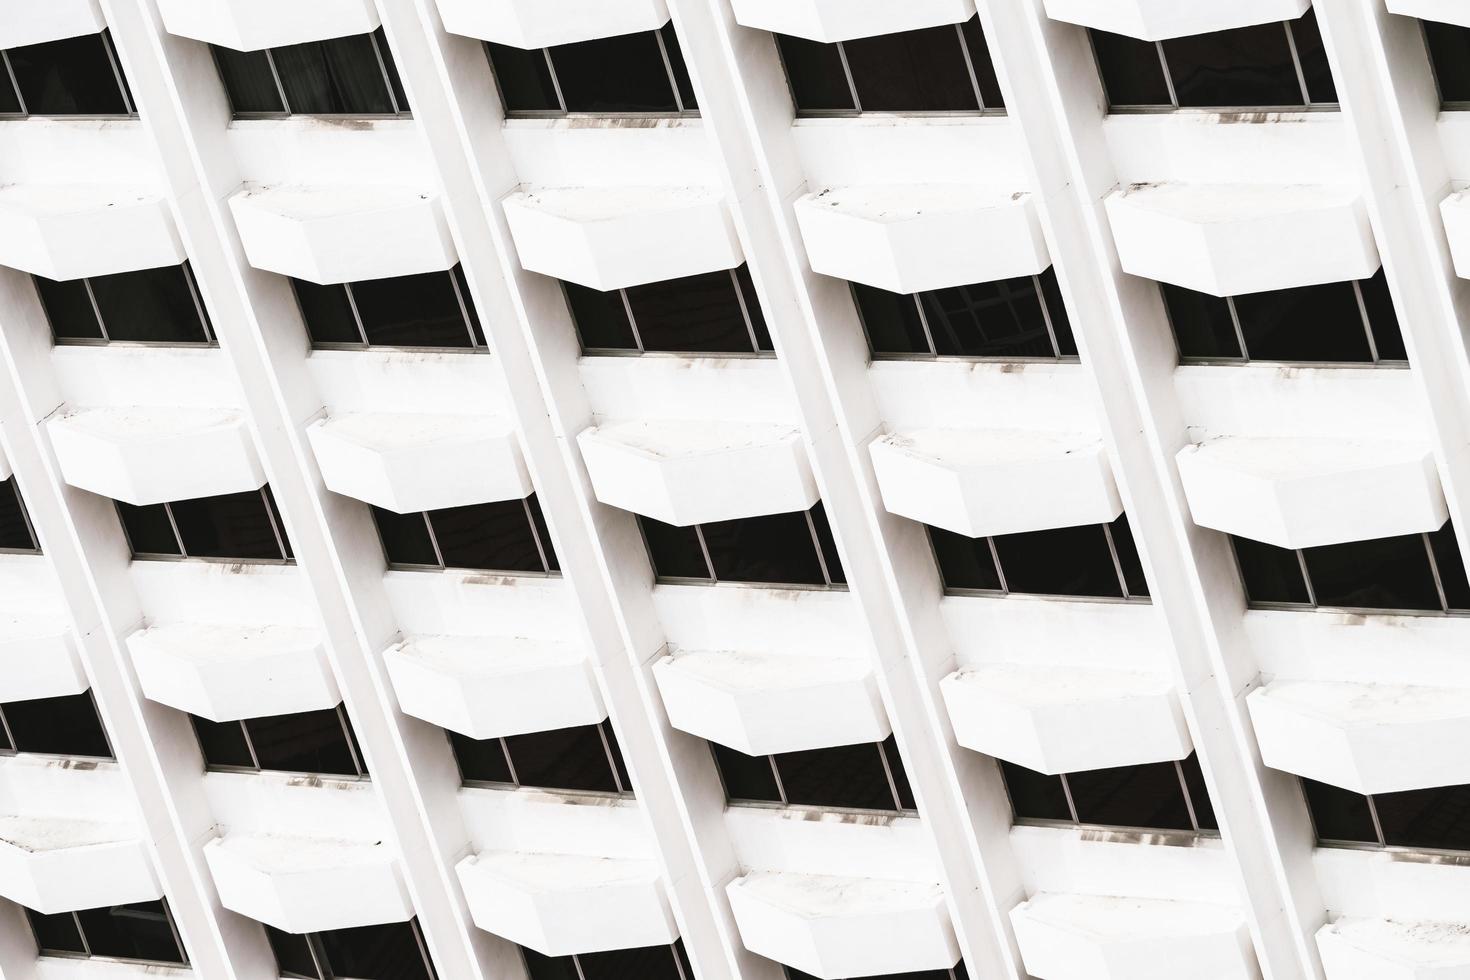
[0,477,42,554]
[719,742,917,816]
[299,270,485,353]
[0,30,139,121]
[454,723,634,799]
[27,898,189,968]
[378,501,560,578]
[854,279,1082,364]
[929,523,1151,604]
[222,31,413,121]
[201,707,371,780]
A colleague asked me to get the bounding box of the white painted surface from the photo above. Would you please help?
[1042,0,1309,41]
[436,0,670,49]
[729,0,977,42]
[155,0,381,50]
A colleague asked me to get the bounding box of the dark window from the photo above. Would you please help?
[1,692,112,758]
[1303,777,1470,853]
[37,263,213,346]
[523,941,692,980]
[28,901,188,965]
[564,265,772,355]
[192,705,368,777]
[292,266,484,350]
[775,15,1004,114]
[639,504,845,588]
[0,478,39,553]
[1233,522,1470,614]
[451,719,632,795]
[785,965,970,980]
[372,494,558,574]
[1164,270,1407,365]
[267,920,437,980]
[1003,753,1218,833]
[855,269,1076,360]
[930,514,1150,600]
[117,488,293,562]
[1091,10,1337,110]
[212,29,408,117]
[711,735,916,813]
[1427,20,1470,107]
[1,31,133,117]
[487,24,697,116]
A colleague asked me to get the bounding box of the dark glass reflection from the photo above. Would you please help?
[7,33,129,115]
[169,490,287,561]
[4,692,111,757]
[843,23,979,112]
[701,510,828,585]
[990,523,1125,598]
[1000,761,1071,821]
[1232,280,1371,363]
[1427,19,1470,106]
[1090,30,1171,107]
[77,902,185,963]
[1231,536,1311,605]
[776,742,897,810]
[218,30,406,116]
[1164,22,1302,108]
[502,723,622,793]
[317,921,435,980]
[1068,761,1193,831]
[551,32,678,113]
[638,519,710,579]
[0,479,37,552]
[1303,533,1443,611]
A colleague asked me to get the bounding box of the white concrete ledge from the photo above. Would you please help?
[941,664,1189,775]
[1391,1,1470,30]
[1248,680,1470,796]
[870,429,1121,538]
[730,0,977,42]
[653,651,890,756]
[0,619,86,704]
[0,815,158,915]
[0,0,105,49]
[795,185,1048,295]
[204,832,412,934]
[127,623,338,724]
[456,851,677,957]
[307,413,531,515]
[1010,893,1256,980]
[502,187,742,292]
[0,185,185,282]
[436,0,670,49]
[1042,0,1309,40]
[1105,182,1378,297]
[726,871,959,979]
[155,0,380,51]
[1317,916,1470,980]
[229,185,456,286]
[1175,437,1446,550]
[47,406,265,507]
[384,635,604,740]
[578,420,818,527]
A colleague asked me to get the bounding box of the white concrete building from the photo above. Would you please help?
[0,2,1467,979]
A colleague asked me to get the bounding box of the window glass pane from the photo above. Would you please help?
[352,271,474,348]
[625,269,755,353]
[77,901,185,964]
[962,16,1005,109]
[1165,22,1303,108]
[214,47,285,114]
[265,925,321,979]
[702,510,826,586]
[1427,20,1470,105]
[318,921,433,980]
[430,500,546,573]
[775,35,854,112]
[929,527,1003,592]
[1302,532,1441,611]
[0,63,20,114]
[1374,784,1470,851]
[639,518,709,579]
[1090,30,1171,107]
[8,34,127,115]
[0,716,9,752]
[170,490,284,561]
[373,508,440,567]
[843,24,978,112]
[992,523,1124,598]
[712,742,781,803]
[1232,536,1310,605]
[923,278,1053,358]
[549,32,677,112]
[1163,284,1240,360]
[565,282,638,351]
[1302,778,1378,844]
[245,708,359,776]
[1233,280,1372,363]
[854,283,928,355]
[1430,522,1470,611]
[661,23,698,111]
[523,947,581,980]
[882,735,917,811]
[0,479,35,551]
[89,265,209,344]
[504,724,619,793]
[35,276,104,341]
[292,280,361,345]
[5,692,111,757]
[1180,753,1218,831]
[1110,515,1149,598]
[1067,761,1193,831]
[1001,760,1071,821]
[1291,9,1338,104]
[578,944,684,980]
[193,716,255,768]
[450,731,514,784]
[27,909,85,954]
[776,742,897,810]
[273,32,396,114]
[1038,268,1077,357]
[735,264,774,351]
[811,502,845,585]
[486,43,560,112]
[1358,269,1407,362]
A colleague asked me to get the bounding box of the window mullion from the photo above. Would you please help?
[1423,531,1451,612]
[1100,521,1131,598]
[835,41,862,112]
[367,29,402,115]
[653,26,684,113]
[1155,41,1179,109]
[729,268,762,353]
[337,704,367,777]
[767,754,789,805]
[447,268,478,347]
[596,720,624,793]
[499,737,521,786]
[619,289,646,352]
[1294,548,1318,607]
[694,523,717,581]
[264,47,292,115]
[1282,21,1312,106]
[985,536,1009,594]
[804,509,834,586]
[1351,279,1382,364]
[912,293,939,356]
[341,282,371,346]
[1225,295,1250,360]
[1174,759,1202,832]
[161,899,189,966]
[875,741,904,811]
[422,511,448,569]
[241,719,263,771]
[542,48,568,114]
[1365,793,1387,847]
[101,31,134,115]
[1059,772,1081,824]
[82,278,110,342]
[183,263,215,344]
[306,932,333,980]
[72,910,92,957]
[954,22,986,111]
[262,488,289,561]
[163,502,189,557]
[14,483,40,553]
[523,497,553,574]
[1034,275,1063,357]
[2,50,27,116]
[0,706,17,753]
